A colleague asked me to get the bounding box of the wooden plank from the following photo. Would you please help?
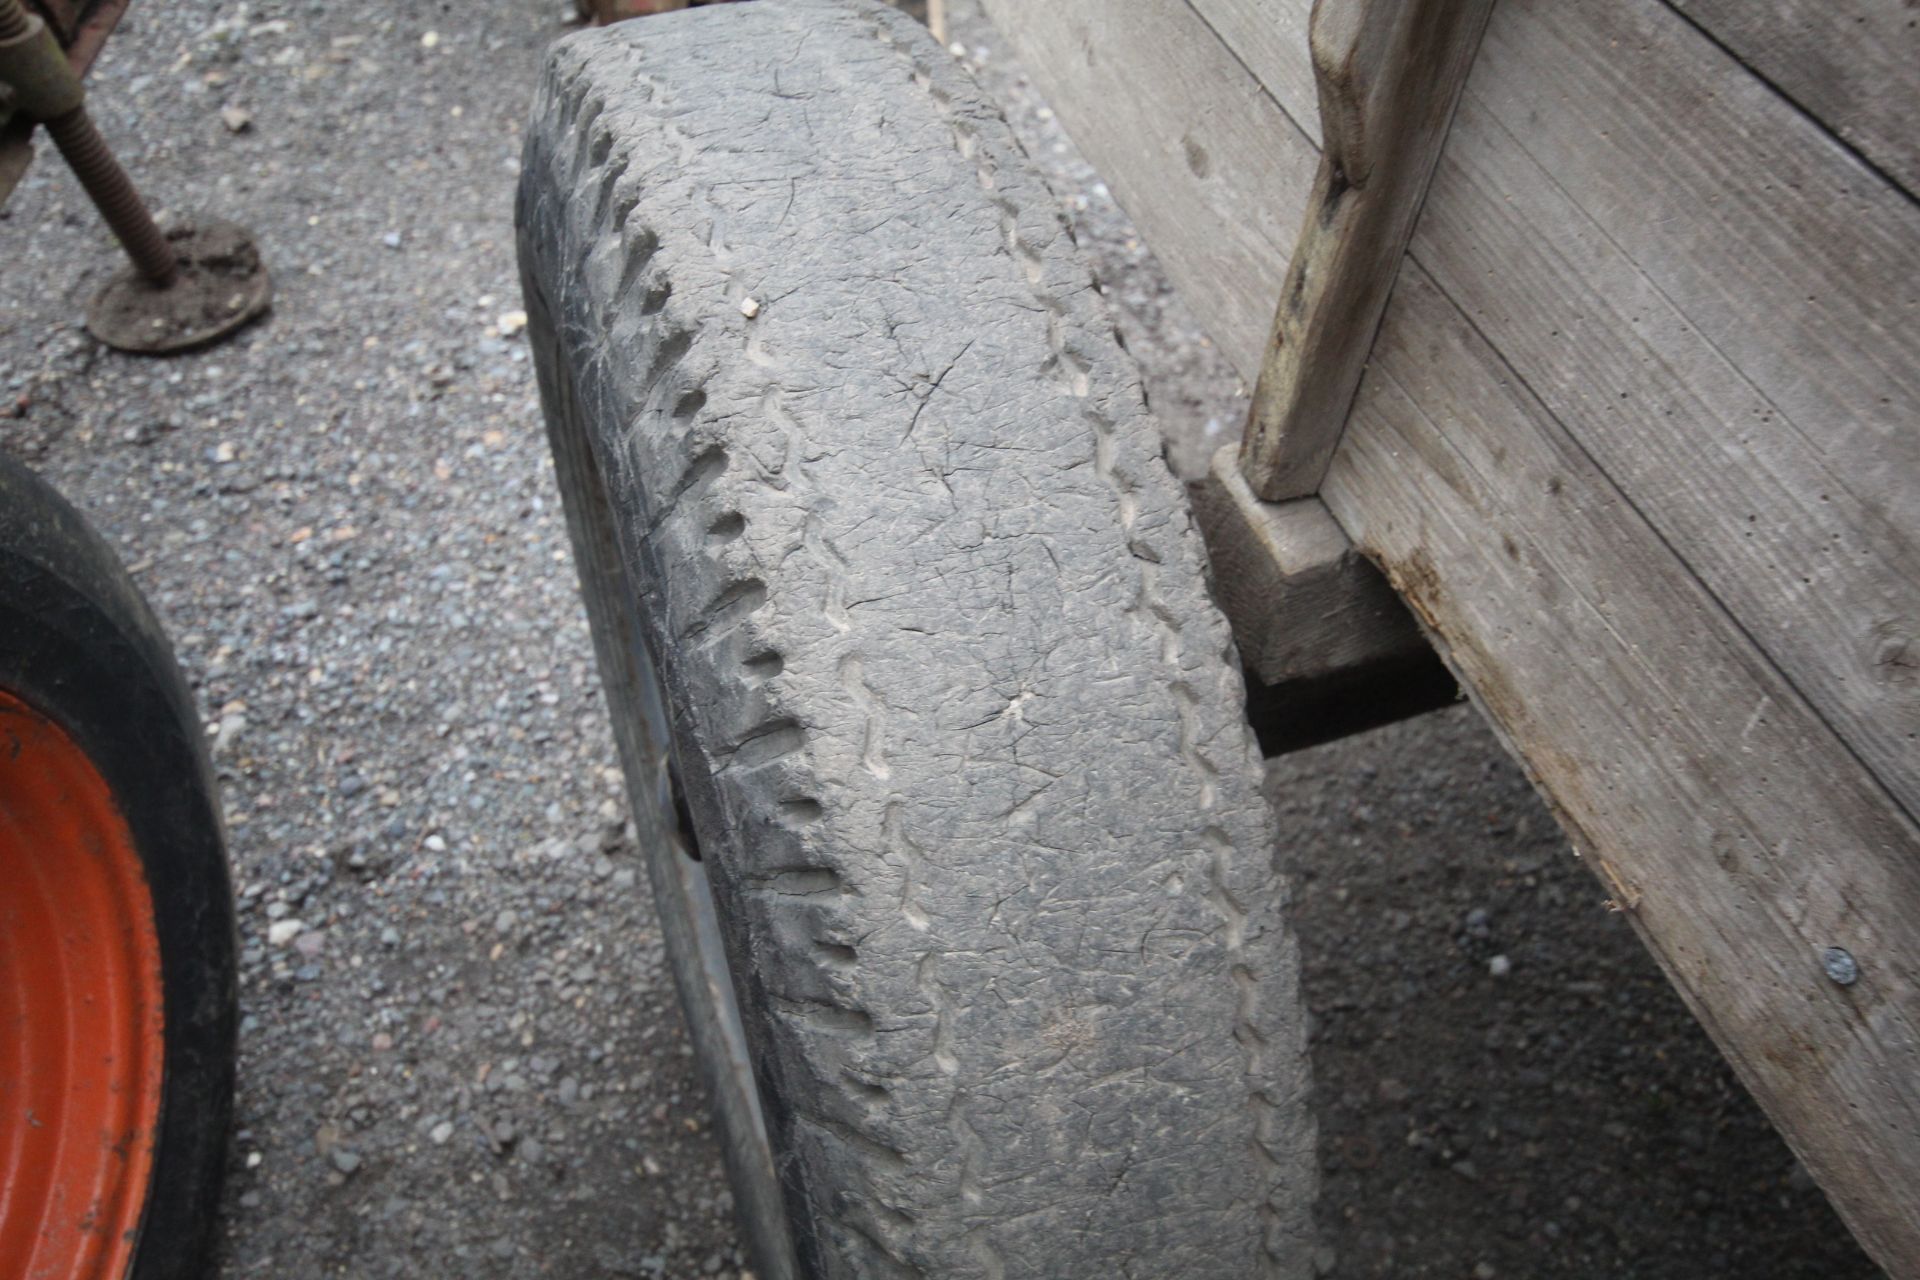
[1410,0,1920,823]
[985,0,1920,1257]
[1188,445,1427,687]
[976,0,1318,380]
[1669,0,1920,196]
[1184,0,1320,146]
[1189,445,1455,754]
[1238,0,1494,501]
[1325,263,1920,1277]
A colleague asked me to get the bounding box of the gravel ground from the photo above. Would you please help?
[0,0,1883,1276]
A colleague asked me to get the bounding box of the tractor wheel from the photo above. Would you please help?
[518,4,1317,1276]
[0,455,237,1280]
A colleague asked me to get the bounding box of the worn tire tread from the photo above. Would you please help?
[518,5,1315,1276]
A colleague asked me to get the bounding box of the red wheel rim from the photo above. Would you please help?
[0,689,165,1279]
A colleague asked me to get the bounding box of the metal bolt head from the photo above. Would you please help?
[1821,946,1859,986]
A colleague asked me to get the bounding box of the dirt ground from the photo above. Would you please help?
[0,0,1883,1276]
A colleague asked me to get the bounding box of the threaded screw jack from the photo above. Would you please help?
[0,0,177,285]
[42,106,178,284]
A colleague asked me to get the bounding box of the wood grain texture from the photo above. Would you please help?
[1184,0,1320,146]
[976,0,1317,380]
[1326,264,1920,1277]
[1414,0,1920,826]
[1238,0,1494,501]
[1670,0,1920,195]
[988,0,1920,1254]
[1189,446,1427,686]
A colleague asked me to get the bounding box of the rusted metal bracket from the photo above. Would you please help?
[1238,0,1494,502]
[0,0,270,353]
[0,0,174,283]
[0,2,81,118]
[0,0,125,204]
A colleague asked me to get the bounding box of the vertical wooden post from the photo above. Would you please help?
[1238,0,1494,502]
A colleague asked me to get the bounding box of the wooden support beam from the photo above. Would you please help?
[1192,446,1425,687]
[1238,0,1493,501]
[1189,447,1453,753]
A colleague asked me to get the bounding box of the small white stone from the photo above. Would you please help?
[267,919,306,947]
[739,296,760,319]
[421,30,441,48]
[1488,954,1512,978]
[497,309,528,337]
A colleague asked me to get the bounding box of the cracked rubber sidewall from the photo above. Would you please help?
[517,4,1318,1276]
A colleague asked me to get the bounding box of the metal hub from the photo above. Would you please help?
[0,688,165,1279]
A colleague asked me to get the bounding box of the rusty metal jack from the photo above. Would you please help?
[0,0,269,353]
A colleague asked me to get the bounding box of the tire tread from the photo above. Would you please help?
[518,6,1315,1275]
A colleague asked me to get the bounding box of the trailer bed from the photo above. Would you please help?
[979,0,1920,1270]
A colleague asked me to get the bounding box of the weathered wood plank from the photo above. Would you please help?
[985,0,1920,1259]
[1326,263,1920,1277]
[1669,0,1920,196]
[1411,0,1920,824]
[1189,445,1427,687]
[976,0,1317,379]
[1189,446,1455,754]
[1183,0,1320,145]
[1239,0,1493,501]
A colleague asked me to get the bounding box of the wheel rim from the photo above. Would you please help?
[537,337,798,1276]
[0,689,165,1280]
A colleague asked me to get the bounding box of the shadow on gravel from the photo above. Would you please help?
[1272,707,1883,1280]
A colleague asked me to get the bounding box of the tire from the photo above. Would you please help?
[516,4,1316,1276]
[0,455,237,1280]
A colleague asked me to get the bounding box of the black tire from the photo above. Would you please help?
[0,455,238,1280]
[517,4,1316,1277]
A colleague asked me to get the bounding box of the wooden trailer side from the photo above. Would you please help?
[1669,0,1920,194]
[975,0,1318,379]
[980,0,1920,1270]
